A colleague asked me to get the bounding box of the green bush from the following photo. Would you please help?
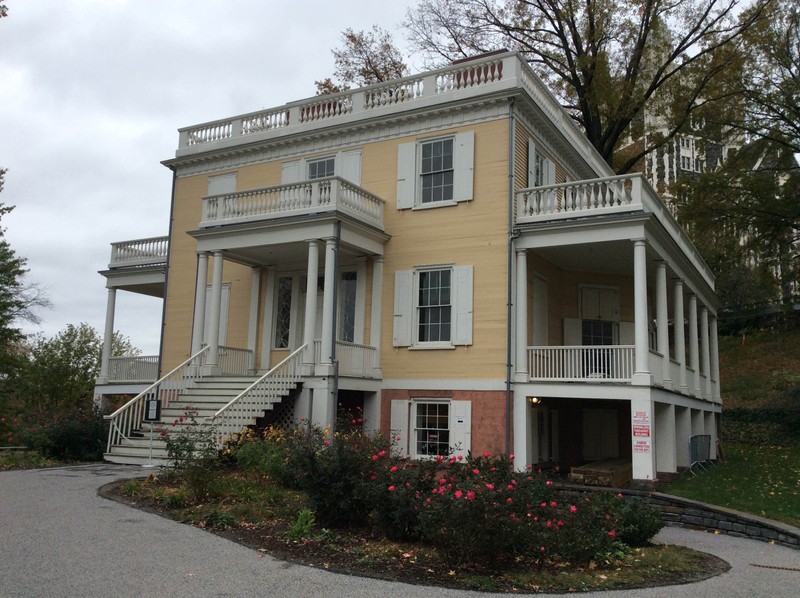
[23,407,108,461]
[164,409,222,502]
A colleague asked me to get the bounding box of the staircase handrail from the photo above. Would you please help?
[210,344,306,443]
[105,346,211,453]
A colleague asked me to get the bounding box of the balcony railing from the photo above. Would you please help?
[527,345,635,382]
[516,175,644,223]
[109,236,169,268]
[313,339,379,378]
[108,355,159,383]
[200,177,384,230]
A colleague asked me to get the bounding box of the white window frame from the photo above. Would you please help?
[528,139,556,188]
[307,156,336,180]
[281,149,362,185]
[396,131,474,209]
[390,398,472,459]
[393,265,473,349]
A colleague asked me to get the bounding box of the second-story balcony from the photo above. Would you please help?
[199,177,385,232]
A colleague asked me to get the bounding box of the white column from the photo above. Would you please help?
[701,306,711,399]
[655,402,677,474]
[247,268,261,373]
[710,315,720,402]
[515,249,528,380]
[513,390,533,470]
[191,252,209,356]
[206,251,224,368]
[633,240,651,384]
[688,294,700,396]
[630,396,656,481]
[656,261,670,386]
[320,237,337,366]
[303,241,320,368]
[674,279,687,393]
[98,288,117,384]
[259,268,276,371]
[369,256,384,376]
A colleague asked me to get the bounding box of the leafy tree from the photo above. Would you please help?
[736,0,800,153]
[315,26,409,94]
[0,170,50,382]
[18,323,139,418]
[400,0,768,172]
[674,141,800,310]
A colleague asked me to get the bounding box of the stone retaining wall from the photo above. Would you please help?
[557,483,800,550]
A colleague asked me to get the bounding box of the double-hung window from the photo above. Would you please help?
[414,401,450,457]
[396,131,474,209]
[528,140,555,187]
[308,157,335,180]
[393,265,473,348]
[389,399,472,459]
[417,268,451,342]
[420,139,454,204]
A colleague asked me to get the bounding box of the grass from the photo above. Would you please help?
[0,449,59,470]
[661,443,800,527]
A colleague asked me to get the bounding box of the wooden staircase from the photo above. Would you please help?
[103,375,297,465]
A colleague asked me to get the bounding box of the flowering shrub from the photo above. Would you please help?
[164,408,221,502]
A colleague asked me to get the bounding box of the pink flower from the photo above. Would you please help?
[545,480,552,486]
[546,521,552,528]
[483,451,491,458]
[539,546,546,553]
[371,455,379,461]
[388,485,396,492]
[608,530,617,538]
[569,505,577,513]
[506,497,513,503]
[466,491,476,500]
[457,455,463,461]
[509,453,515,459]
[550,501,557,508]
[485,483,494,490]
[395,435,401,441]
[390,465,398,472]
[323,438,329,446]
[378,450,387,457]
[436,455,444,463]
[472,468,480,475]
[454,490,463,499]
[299,417,305,422]
[438,478,447,486]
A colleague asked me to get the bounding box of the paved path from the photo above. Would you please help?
[0,464,798,597]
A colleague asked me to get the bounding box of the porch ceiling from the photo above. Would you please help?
[532,240,634,275]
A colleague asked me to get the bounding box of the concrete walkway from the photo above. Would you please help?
[0,464,797,597]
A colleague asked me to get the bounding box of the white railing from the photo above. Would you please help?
[527,345,635,382]
[108,355,159,383]
[217,346,254,375]
[517,175,643,222]
[105,346,211,452]
[109,236,169,268]
[211,345,306,444]
[200,177,384,230]
[314,339,379,378]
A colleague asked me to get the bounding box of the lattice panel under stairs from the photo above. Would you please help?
[258,393,297,430]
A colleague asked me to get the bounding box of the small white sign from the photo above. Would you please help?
[456,415,465,425]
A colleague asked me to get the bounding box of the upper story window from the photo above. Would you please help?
[396,131,474,209]
[528,140,555,187]
[420,138,454,204]
[281,149,362,186]
[393,264,473,348]
[418,268,452,342]
[308,157,335,180]
[207,172,237,195]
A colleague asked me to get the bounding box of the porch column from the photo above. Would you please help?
[688,294,700,396]
[369,256,384,376]
[190,251,209,356]
[675,406,691,468]
[303,240,320,368]
[632,240,651,384]
[630,396,657,482]
[654,402,677,475]
[320,237,337,366]
[259,267,276,371]
[673,279,687,393]
[513,390,533,470]
[97,288,117,384]
[206,250,224,368]
[656,261,670,386]
[710,315,721,402]
[247,267,261,373]
[701,306,711,399]
[515,249,528,380]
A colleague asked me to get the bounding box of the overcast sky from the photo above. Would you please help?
[0,0,418,354]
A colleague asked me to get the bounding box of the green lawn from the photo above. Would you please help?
[661,443,800,527]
